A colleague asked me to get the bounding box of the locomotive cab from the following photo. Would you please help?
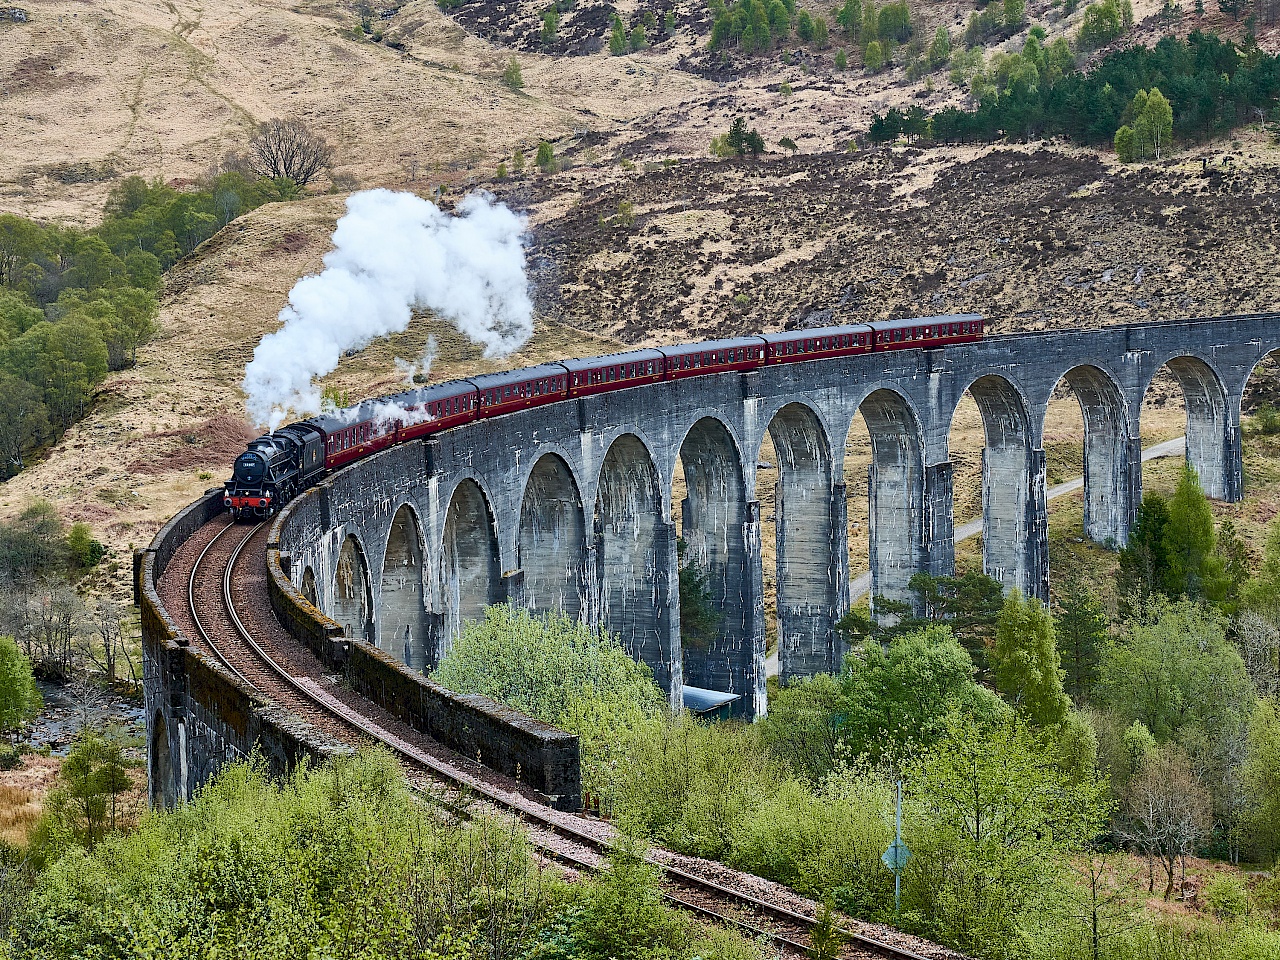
[224,424,326,519]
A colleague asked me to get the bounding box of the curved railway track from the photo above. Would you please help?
[182,517,944,960]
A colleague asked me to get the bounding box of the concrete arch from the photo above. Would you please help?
[381,504,429,671]
[595,433,677,694]
[517,453,587,619]
[762,402,842,680]
[300,566,318,607]
[676,416,755,713]
[951,374,1040,597]
[1143,355,1234,500]
[150,710,173,809]
[439,478,501,654]
[333,533,374,643]
[1046,364,1133,547]
[857,388,926,608]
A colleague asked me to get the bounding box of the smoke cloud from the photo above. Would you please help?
[244,189,532,429]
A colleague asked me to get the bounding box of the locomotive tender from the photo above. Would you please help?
[224,315,984,518]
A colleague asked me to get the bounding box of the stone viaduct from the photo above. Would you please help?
[274,314,1280,720]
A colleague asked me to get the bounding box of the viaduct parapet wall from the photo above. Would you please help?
[272,315,1279,719]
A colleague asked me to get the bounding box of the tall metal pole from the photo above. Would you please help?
[894,778,902,914]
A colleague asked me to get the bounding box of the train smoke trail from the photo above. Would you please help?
[243,189,532,429]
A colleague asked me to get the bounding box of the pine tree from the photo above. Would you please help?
[992,590,1071,727]
[609,15,627,54]
[1054,580,1108,703]
[1162,464,1217,600]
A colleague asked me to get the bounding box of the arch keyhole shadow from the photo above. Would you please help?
[762,403,842,680]
[381,505,429,671]
[438,479,501,658]
[949,376,1040,597]
[1143,357,1232,501]
[150,710,173,809]
[595,435,677,694]
[858,390,925,608]
[517,454,587,620]
[674,417,753,712]
[1044,366,1132,548]
[332,535,373,643]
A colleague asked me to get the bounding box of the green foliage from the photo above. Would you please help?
[1243,697,1280,865]
[1116,87,1176,161]
[880,31,1280,148]
[1098,598,1254,744]
[759,673,844,783]
[1054,579,1108,703]
[778,135,798,152]
[928,25,952,66]
[0,637,41,743]
[837,627,1010,765]
[903,715,1112,955]
[611,15,627,54]
[630,23,647,49]
[541,6,558,45]
[1003,0,1026,27]
[875,0,911,42]
[431,606,666,802]
[835,0,861,38]
[1118,492,1171,605]
[708,0,790,53]
[664,11,676,33]
[1162,464,1222,600]
[536,140,555,172]
[678,547,722,649]
[834,48,848,69]
[496,160,509,179]
[65,522,104,569]
[35,729,133,852]
[991,591,1071,727]
[864,38,884,71]
[502,55,524,89]
[1204,872,1250,918]
[1078,0,1134,50]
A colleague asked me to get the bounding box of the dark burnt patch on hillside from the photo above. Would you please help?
[438,0,690,55]
[517,147,1280,343]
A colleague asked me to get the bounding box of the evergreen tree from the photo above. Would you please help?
[610,15,627,54]
[535,140,555,172]
[726,116,750,154]
[541,6,559,45]
[928,25,952,67]
[1118,492,1171,604]
[864,39,884,70]
[992,590,1071,727]
[836,0,862,38]
[1162,464,1218,600]
[501,56,524,89]
[1054,580,1108,703]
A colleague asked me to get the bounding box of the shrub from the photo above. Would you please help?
[1204,873,1250,919]
[501,55,524,89]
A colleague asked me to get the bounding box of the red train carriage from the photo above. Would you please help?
[869,314,984,350]
[472,364,569,418]
[562,349,665,398]
[761,325,874,364]
[662,338,767,380]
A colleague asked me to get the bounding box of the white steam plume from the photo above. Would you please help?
[394,334,439,387]
[244,190,532,429]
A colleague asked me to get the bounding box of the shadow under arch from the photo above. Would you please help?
[674,416,754,714]
[856,388,925,608]
[1045,364,1133,547]
[150,709,174,809]
[761,401,842,680]
[950,374,1040,597]
[332,533,373,643]
[1143,355,1232,501]
[300,566,318,607]
[517,453,587,619]
[381,504,429,671]
[594,433,677,694]
[439,478,501,657]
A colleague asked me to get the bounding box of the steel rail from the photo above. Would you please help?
[201,521,932,960]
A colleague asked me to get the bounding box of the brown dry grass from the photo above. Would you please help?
[0,755,61,847]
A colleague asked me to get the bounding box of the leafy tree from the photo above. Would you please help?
[876,0,911,42]
[837,626,1010,764]
[0,376,49,476]
[759,673,844,783]
[1099,599,1254,743]
[928,26,951,67]
[797,9,815,39]
[836,0,861,38]
[991,590,1071,727]
[502,56,524,90]
[834,48,848,69]
[630,23,647,49]
[864,39,884,71]
[0,636,41,746]
[541,6,558,45]
[1054,579,1108,703]
[813,15,829,46]
[1003,0,1026,28]
[664,11,676,33]
[1114,123,1137,161]
[904,715,1111,953]
[1243,697,1280,864]
[610,15,627,54]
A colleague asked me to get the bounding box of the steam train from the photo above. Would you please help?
[224,314,984,518]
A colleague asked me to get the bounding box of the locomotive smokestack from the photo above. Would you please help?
[243,189,533,429]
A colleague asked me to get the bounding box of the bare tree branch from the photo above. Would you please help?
[248,119,334,188]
